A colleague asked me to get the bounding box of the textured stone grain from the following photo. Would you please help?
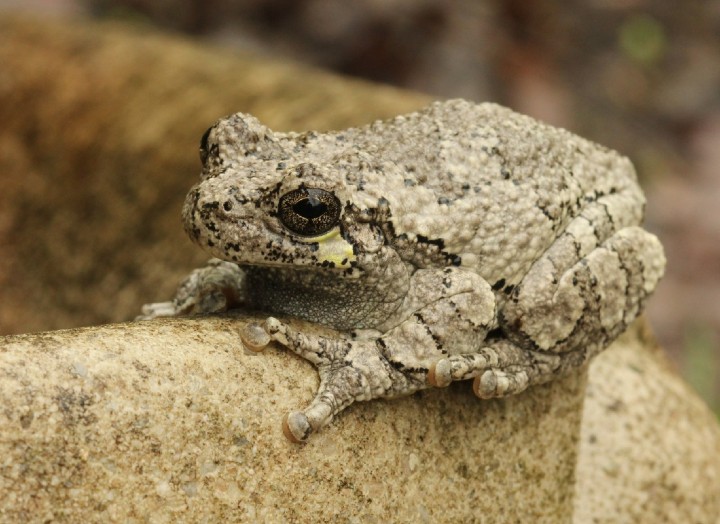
[0,316,582,523]
[574,323,720,522]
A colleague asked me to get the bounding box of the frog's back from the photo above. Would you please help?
[358,100,645,286]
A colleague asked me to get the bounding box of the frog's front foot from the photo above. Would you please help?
[240,317,420,442]
[137,259,246,320]
[137,301,181,320]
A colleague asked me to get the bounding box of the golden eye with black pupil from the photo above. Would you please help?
[278,188,341,236]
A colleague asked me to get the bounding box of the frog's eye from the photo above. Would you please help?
[278,188,341,237]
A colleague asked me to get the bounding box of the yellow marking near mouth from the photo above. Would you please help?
[309,228,355,268]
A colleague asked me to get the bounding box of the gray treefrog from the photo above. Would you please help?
[140,99,665,442]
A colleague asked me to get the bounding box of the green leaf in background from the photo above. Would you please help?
[618,14,667,66]
[684,322,720,418]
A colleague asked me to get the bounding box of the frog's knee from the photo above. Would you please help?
[604,227,665,294]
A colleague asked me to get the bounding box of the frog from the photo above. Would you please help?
[140,99,665,442]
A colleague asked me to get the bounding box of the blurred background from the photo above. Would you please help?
[1,0,719,413]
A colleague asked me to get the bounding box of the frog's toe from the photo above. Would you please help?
[263,316,283,334]
[282,411,312,443]
[136,301,178,320]
[240,322,271,352]
[427,359,453,388]
[473,368,530,399]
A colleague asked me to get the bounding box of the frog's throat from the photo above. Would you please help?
[306,228,356,269]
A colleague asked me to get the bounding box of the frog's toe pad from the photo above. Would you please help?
[473,369,529,398]
[283,411,312,443]
[427,359,453,388]
[240,323,271,352]
[264,316,283,334]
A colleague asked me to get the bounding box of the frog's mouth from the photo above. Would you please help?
[298,228,356,269]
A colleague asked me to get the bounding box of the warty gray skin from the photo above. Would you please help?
[140,99,665,442]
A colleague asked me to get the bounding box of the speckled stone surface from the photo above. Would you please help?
[574,322,720,522]
[0,315,582,522]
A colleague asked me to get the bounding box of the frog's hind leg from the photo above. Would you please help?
[500,186,665,357]
[502,224,665,358]
[430,191,665,399]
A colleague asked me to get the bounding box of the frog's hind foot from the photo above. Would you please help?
[428,341,563,399]
[472,366,532,398]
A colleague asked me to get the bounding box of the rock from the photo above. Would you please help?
[2,318,718,522]
[575,322,720,522]
[0,315,583,522]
